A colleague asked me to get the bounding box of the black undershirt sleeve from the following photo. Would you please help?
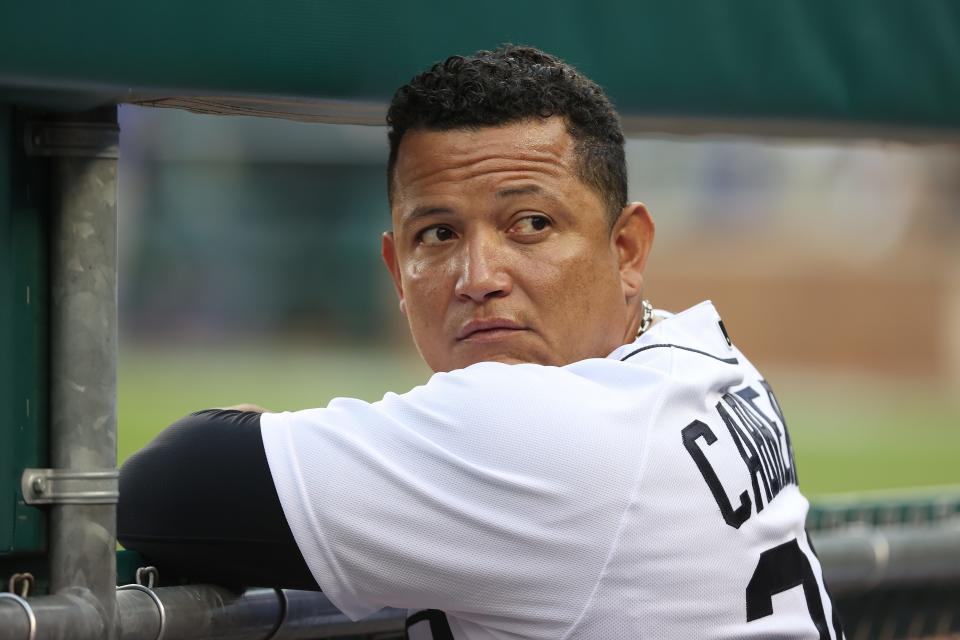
[117,409,319,590]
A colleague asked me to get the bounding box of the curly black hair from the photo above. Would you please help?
[386,45,627,223]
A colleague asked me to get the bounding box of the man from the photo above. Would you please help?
[120,46,843,639]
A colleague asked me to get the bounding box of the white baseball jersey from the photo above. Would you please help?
[261,301,843,639]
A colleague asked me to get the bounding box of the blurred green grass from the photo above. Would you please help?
[118,341,431,460]
[119,342,960,498]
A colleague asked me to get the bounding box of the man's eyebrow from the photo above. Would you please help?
[400,186,548,223]
[400,205,455,225]
[495,185,544,199]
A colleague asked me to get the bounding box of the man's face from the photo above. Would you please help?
[383,117,652,372]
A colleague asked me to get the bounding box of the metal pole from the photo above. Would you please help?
[816,522,960,593]
[0,592,104,640]
[42,107,120,638]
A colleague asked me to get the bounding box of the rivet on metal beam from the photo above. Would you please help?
[23,122,119,159]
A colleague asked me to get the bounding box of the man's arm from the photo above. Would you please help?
[118,409,319,589]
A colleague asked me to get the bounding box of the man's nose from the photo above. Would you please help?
[454,234,512,303]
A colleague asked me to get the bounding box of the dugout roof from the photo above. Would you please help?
[1,0,959,139]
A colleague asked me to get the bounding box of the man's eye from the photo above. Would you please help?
[509,215,551,235]
[418,225,457,246]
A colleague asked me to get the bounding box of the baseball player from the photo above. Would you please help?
[119,46,844,639]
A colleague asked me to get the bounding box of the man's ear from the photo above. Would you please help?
[611,202,655,302]
[381,231,407,315]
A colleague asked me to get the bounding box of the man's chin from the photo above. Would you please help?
[441,346,556,372]
[419,333,559,372]
[476,354,530,366]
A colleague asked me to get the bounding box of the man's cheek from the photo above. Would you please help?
[404,288,447,335]
[404,255,431,280]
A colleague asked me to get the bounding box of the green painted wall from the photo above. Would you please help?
[0,107,47,558]
[0,106,10,553]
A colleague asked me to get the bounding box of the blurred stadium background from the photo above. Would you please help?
[116,104,960,499]
[4,3,958,637]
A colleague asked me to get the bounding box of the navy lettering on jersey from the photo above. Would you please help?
[746,538,832,639]
[682,420,752,529]
[682,380,799,528]
[760,378,799,485]
[406,609,454,640]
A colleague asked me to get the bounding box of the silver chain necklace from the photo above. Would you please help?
[637,299,653,338]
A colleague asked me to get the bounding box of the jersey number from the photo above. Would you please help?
[746,538,843,639]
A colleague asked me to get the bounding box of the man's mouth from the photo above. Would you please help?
[456,318,526,341]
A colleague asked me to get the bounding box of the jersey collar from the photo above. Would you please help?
[606,300,737,362]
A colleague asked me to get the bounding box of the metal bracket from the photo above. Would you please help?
[118,566,166,640]
[7,573,34,599]
[20,468,119,505]
[23,122,119,158]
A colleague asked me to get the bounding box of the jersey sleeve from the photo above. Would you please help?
[118,409,319,590]
[260,361,656,631]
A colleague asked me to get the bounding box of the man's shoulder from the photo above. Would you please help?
[403,357,670,413]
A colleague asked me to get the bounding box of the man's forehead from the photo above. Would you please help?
[401,117,572,151]
[391,118,576,202]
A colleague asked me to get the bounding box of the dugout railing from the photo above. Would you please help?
[809,491,960,639]
[2,496,959,639]
[3,2,960,639]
